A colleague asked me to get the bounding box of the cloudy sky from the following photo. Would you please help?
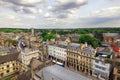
[0,0,120,29]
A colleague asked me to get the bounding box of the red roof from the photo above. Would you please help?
[111,44,119,54]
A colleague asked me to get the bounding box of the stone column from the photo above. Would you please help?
[76,64,78,71]
[65,60,67,67]
[114,75,117,80]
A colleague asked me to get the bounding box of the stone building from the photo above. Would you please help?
[42,42,48,58]
[66,42,95,75]
[31,28,35,36]
[30,58,52,79]
[92,47,113,80]
[20,28,42,49]
[103,33,120,43]
[113,67,120,80]
[48,41,68,65]
[69,34,79,43]
[0,52,28,79]
[20,48,40,65]
[92,58,111,80]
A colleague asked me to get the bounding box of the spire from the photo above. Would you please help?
[31,28,35,36]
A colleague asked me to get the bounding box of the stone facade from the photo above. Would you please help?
[42,42,48,58]
[0,53,28,79]
[113,67,120,80]
[0,61,27,78]
[103,33,120,43]
[66,43,95,75]
[21,48,40,65]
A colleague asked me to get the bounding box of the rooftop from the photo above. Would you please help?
[0,48,18,55]
[96,47,113,58]
[21,47,39,53]
[103,33,119,36]
[0,52,19,64]
[68,43,80,49]
[35,65,92,80]
[49,41,68,48]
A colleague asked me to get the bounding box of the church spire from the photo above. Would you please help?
[31,28,35,36]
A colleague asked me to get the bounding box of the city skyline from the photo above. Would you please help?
[0,0,120,29]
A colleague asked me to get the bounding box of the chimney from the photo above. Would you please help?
[96,47,100,52]
[80,44,84,50]
[85,42,88,47]
[56,41,59,46]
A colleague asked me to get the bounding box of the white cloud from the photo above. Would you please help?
[47,6,52,10]
[90,7,120,18]
[57,0,87,4]
[20,0,43,4]
[25,15,36,19]
[38,9,42,13]
[44,13,50,18]
[7,15,15,19]
[0,0,120,28]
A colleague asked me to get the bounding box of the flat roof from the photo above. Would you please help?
[36,65,92,80]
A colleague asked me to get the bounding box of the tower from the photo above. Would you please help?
[31,28,35,36]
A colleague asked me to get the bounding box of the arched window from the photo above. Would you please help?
[7,65,9,68]
[6,70,9,73]
[1,73,4,77]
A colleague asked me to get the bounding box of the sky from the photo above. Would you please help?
[0,0,120,29]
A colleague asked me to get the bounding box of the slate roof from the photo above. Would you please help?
[68,43,80,49]
[35,65,92,80]
[17,70,31,80]
[0,52,19,64]
[0,48,18,55]
[49,41,68,48]
[30,58,43,69]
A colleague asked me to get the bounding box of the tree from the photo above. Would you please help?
[41,31,47,37]
[78,34,101,48]
[5,39,18,46]
[43,33,55,41]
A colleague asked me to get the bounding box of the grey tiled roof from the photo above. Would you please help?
[67,43,80,50]
[36,65,92,80]
[30,58,43,69]
[69,43,80,48]
[49,41,68,48]
[0,48,18,55]
[82,46,95,54]
[0,52,19,64]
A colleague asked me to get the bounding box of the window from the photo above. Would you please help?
[95,60,99,63]
[102,62,105,65]
[0,73,4,77]
[13,63,15,66]
[2,67,4,70]
[6,70,9,73]
[117,70,120,73]
[100,73,106,79]
[117,78,120,80]
[7,65,9,68]
[16,68,18,70]
[13,68,15,70]
[95,65,100,69]
[95,65,106,71]
[101,67,106,70]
